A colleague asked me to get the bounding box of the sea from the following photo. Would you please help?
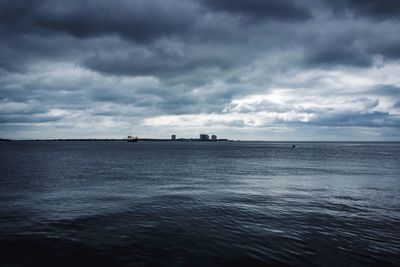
[0,141,399,267]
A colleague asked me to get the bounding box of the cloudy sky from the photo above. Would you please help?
[1,0,400,140]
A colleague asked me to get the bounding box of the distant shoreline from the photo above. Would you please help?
[1,139,399,143]
[0,138,230,142]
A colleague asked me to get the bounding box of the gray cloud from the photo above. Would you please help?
[367,85,400,97]
[201,0,312,22]
[311,111,400,128]
[324,0,400,21]
[1,0,400,74]
[371,40,400,60]
[1,0,400,140]
[305,46,371,67]
[0,0,196,40]
[83,45,234,77]
[0,115,62,124]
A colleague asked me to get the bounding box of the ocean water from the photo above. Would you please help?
[0,141,399,267]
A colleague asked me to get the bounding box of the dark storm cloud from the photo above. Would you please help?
[0,0,39,33]
[370,40,400,60]
[1,0,400,139]
[305,46,371,67]
[84,49,233,77]
[0,0,195,41]
[305,37,400,67]
[0,0,198,73]
[324,0,400,21]
[201,0,312,22]
[0,33,81,73]
[1,0,399,75]
[303,22,400,68]
[0,0,252,76]
[35,1,196,42]
[349,0,400,20]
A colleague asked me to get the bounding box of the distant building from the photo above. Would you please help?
[211,135,217,141]
[171,134,176,140]
[199,134,209,141]
[127,136,138,142]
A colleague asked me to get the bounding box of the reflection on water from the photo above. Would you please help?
[0,141,399,266]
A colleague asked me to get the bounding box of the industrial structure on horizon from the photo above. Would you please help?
[128,134,228,142]
[171,134,223,141]
[199,134,209,141]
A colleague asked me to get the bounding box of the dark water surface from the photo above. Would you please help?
[1,141,399,266]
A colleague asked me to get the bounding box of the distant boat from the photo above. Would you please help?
[127,136,138,142]
[292,144,296,148]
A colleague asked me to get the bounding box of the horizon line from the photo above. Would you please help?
[1,138,399,143]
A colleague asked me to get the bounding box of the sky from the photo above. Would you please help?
[1,0,400,141]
